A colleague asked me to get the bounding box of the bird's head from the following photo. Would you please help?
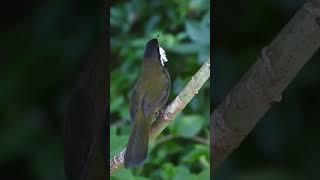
[144,38,168,66]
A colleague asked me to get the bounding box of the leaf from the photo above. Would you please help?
[110,96,124,113]
[189,0,210,12]
[163,142,183,155]
[172,115,204,138]
[197,47,209,64]
[201,11,210,28]
[150,141,183,164]
[182,144,209,164]
[160,163,177,180]
[145,15,161,34]
[170,43,201,54]
[111,168,134,180]
[119,103,130,120]
[173,166,196,180]
[196,168,210,180]
[135,176,150,180]
[185,21,209,45]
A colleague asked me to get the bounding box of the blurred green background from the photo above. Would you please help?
[213,0,320,179]
[110,0,210,179]
[0,0,102,179]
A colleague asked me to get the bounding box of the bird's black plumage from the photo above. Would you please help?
[124,38,171,168]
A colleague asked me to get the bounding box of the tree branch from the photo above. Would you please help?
[110,59,210,174]
[211,1,320,172]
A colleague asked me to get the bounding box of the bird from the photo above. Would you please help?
[124,38,171,168]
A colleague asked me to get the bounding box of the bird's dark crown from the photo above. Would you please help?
[144,38,160,59]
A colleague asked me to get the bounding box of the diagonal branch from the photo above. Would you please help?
[211,1,320,172]
[110,59,210,174]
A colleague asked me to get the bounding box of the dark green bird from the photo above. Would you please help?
[124,38,171,168]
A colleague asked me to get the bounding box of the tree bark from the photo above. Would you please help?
[211,0,320,173]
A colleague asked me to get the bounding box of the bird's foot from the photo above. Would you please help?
[155,105,168,121]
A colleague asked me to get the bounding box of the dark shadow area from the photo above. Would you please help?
[0,0,106,179]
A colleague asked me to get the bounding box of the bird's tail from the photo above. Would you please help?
[124,118,150,168]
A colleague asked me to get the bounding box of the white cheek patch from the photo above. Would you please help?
[159,46,168,66]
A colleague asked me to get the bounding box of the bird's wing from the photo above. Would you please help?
[142,72,171,117]
[130,76,141,122]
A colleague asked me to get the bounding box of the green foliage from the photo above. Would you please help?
[110,127,128,157]
[170,115,205,138]
[112,163,210,180]
[110,0,210,179]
